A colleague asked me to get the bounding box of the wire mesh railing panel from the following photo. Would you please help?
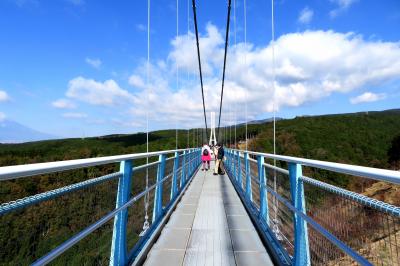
[265,166,291,202]
[308,225,358,266]
[249,159,260,209]
[0,169,119,265]
[304,181,400,266]
[126,161,159,252]
[50,219,114,266]
[267,190,295,258]
[162,158,175,207]
[162,177,173,209]
[240,157,246,189]
[127,187,156,251]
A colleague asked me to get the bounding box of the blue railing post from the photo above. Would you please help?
[110,160,133,266]
[289,162,310,266]
[186,150,191,180]
[237,151,242,186]
[187,149,191,177]
[180,150,187,188]
[227,149,231,173]
[171,152,180,199]
[153,154,166,222]
[244,152,252,201]
[198,148,201,165]
[189,149,193,176]
[197,148,201,166]
[257,155,269,224]
[233,150,237,179]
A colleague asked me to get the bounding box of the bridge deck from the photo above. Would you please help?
[143,161,274,266]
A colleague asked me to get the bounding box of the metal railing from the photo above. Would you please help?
[0,148,201,265]
[225,148,400,266]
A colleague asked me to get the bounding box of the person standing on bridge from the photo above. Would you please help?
[201,143,212,171]
[214,143,225,175]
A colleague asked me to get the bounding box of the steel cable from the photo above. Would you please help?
[191,0,209,141]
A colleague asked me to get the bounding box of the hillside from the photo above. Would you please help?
[0,109,400,264]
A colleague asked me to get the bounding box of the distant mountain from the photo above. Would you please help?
[0,120,57,143]
[237,117,284,126]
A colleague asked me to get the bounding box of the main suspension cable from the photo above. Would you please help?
[191,0,209,141]
[217,0,232,141]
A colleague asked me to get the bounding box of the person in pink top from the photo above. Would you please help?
[201,143,212,171]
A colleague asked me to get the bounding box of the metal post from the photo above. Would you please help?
[226,149,230,173]
[198,149,201,165]
[179,151,187,188]
[153,154,166,222]
[233,150,237,179]
[244,152,252,201]
[110,160,133,266]
[180,150,187,188]
[171,152,180,199]
[237,151,242,187]
[189,149,193,176]
[258,155,269,224]
[289,163,310,266]
[188,149,192,178]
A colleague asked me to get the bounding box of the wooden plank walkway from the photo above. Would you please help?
[143,161,274,266]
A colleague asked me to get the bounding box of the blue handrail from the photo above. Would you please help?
[1,147,399,265]
[225,148,399,266]
[0,148,201,265]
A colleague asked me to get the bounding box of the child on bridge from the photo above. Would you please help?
[201,143,212,171]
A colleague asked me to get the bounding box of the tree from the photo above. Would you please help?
[388,134,400,167]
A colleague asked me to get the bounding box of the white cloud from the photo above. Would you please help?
[0,112,6,122]
[66,76,136,106]
[62,112,88,119]
[52,99,76,109]
[129,75,146,89]
[85,57,102,69]
[0,90,10,102]
[125,25,400,128]
[350,92,386,104]
[298,7,314,24]
[168,23,224,75]
[330,0,358,18]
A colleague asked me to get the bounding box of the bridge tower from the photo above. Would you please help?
[209,111,217,146]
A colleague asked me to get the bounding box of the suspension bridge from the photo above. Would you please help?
[1,0,400,265]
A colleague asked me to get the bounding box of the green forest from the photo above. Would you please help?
[1,109,400,265]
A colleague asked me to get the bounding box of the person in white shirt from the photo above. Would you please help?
[201,143,212,171]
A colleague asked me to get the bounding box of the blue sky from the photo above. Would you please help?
[0,0,399,138]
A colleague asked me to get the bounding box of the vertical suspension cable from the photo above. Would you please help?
[192,0,209,141]
[244,0,248,151]
[141,0,151,236]
[271,0,279,233]
[234,0,237,148]
[187,0,190,148]
[217,0,232,139]
[176,0,179,149]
